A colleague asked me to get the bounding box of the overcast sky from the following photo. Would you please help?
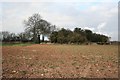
[0,0,119,41]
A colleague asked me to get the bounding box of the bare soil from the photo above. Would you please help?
[2,44,118,78]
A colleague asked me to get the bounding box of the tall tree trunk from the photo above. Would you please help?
[33,27,36,43]
[42,34,44,42]
[38,34,40,44]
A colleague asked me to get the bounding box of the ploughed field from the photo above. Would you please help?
[2,44,118,78]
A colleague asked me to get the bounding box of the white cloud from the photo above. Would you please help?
[0,0,119,2]
[97,22,106,30]
[95,22,110,37]
[1,2,118,40]
[84,27,95,31]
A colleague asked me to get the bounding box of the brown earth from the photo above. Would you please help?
[2,44,118,78]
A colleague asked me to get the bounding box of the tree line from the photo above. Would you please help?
[0,31,32,42]
[50,28,109,44]
[1,13,110,44]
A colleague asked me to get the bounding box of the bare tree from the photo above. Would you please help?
[36,19,56,42]
[24,13,42,43]
[24,13,56,43]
